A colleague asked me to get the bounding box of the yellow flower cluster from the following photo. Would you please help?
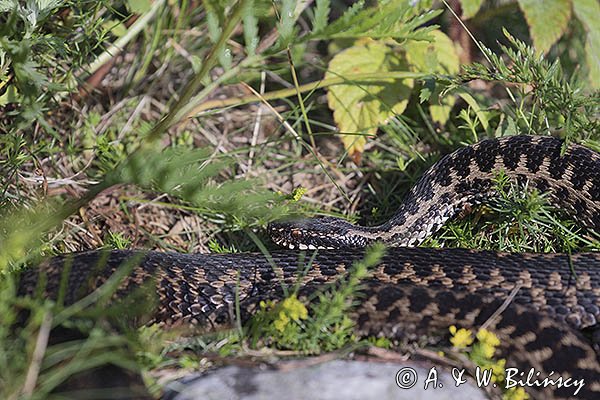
[490,358,507,382]
[449,325,474,348]
[448,326,529,400]
[261,295,308,332]
[475,328,502,359]
[291,187,308,202]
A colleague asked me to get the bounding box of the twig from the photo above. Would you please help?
[479,283,522,332]
[246,71,266,175]
[188,71,427,116]
[440,0,532,132]
[146,0,251,143]
[20,312,53,398]
[240,82,301,141]
[84,0,166,80]
[239,82,351,203]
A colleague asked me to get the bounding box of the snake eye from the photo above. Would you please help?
[291,229,302,239]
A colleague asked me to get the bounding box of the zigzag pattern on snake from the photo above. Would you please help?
[17,135,600,399]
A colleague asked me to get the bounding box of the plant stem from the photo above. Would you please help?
[186,71,428,116]
[146,0,251,143]
[85,0,167,79]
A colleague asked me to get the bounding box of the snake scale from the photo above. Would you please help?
[17,135,600,399]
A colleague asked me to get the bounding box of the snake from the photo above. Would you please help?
[16,135,600,399]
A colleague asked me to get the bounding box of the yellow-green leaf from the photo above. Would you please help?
[0,84,19,106]
[405,30,460,125]
[459,0,483,19]
[326,40,413,157]
[518,0,571,54]
[102,20,127,38]
[129,0,153,14]
[573,0,600,89]
[458,92,489,131]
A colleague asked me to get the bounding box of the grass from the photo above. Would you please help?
[426,171,600,253]
[0,0,599,398]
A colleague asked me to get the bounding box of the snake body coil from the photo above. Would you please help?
[18,136,600,399]
[269,135,600,249]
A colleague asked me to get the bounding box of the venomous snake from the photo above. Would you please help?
[17,135,600,399]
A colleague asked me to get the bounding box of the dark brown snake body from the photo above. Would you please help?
[17,136,600,399]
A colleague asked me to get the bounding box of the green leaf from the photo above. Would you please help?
[203,1,232,69]
[419,78,435,103]
[404,30,460,125]
[278,0,296,46]
[102,19,127,38]
[495,115,518,137]
[0,84,19,105]
[405,30,459,75]
[326,40,413,156]
[35,0,64,12]
[309,1,440,42]
[312,0,330,33]
[573,0,600,89]
[517,0,571,53]
[459,0,483,19]
[457,92,489,131]
[128,0,152,14]
[242,0,258,55]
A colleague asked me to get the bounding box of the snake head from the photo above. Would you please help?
[268,217,370,249]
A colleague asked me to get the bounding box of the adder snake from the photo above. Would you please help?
[18,135,600,399]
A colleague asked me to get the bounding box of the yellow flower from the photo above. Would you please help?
[271,295,308,332]
[475,329,501,358]
[489,358,507,383]
[477,342,496,359]
[291,187,307,202]
[477,329,500,347]
[274,311,290,332]
[281,295,308,321]
[449,325,474,348]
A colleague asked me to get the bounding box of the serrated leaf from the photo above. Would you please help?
[204,3,232,69]
[405,30,460,125]
[308,1,440,42]
[243,0,258,55]
[278,0,296,45]
[573,0,600,89]
[326,40,413,157]
[459,0,483,19]
[518,0,571,54]
[312,0,330,33]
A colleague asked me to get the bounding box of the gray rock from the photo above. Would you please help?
[166,360,488,400]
